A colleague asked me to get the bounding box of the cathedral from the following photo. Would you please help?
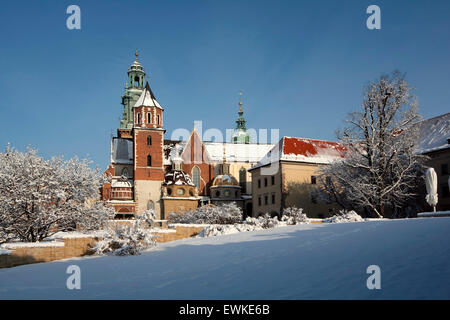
[102,54,346,220]
[101,54,273,219]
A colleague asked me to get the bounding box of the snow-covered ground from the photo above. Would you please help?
[1,217,450,299]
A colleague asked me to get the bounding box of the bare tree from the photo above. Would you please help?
[317,72,425,218]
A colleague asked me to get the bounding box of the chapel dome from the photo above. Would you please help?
[212,174,239,187]
[163,170,195,187]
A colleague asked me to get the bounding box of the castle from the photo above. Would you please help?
[101,54,345,220]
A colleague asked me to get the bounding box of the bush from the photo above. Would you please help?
[93,216,156,256]
[324,210,364,223]
[168,203,243,225]
[245,214,279,229]
[281,207,310,225]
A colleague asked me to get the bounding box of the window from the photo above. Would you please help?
[258,196,262,206]
[224,190,230,197]
[258,179,261,189]
[215,190,221,198]
[121,167,129,177]
[137,113,142,124]
[147,136,152,146]
[239,168,247,193]
[167,188,172,196]
[147,154,152,167]
[192,166,201,190]
[311,176,317,185]
[442,184,450,198]
[177,188,185,195]
[264,178,268,187]
[264,195,268,205]
[134,76,140,87]
[272,194,275,204]
[271,176,275,185]
[442,163,449,175]
[147,113,151,124]
[157,115,161,126]
[147,200,154,210]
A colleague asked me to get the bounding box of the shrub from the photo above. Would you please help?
[324,210,364,223]
[93,217,156,256]
[281,207,310,225]
[168,203,243,225]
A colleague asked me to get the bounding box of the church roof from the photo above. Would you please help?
[133,82,163,109]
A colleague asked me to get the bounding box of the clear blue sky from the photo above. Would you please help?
[1,0,449,169]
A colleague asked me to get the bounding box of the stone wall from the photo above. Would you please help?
[0,225,203,269]
[0,237,99,268]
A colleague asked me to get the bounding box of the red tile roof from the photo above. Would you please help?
[282,137,346,158]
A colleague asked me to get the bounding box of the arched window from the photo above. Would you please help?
[157,115,161,126]
[147,113,151,124]
[147,200,154,211]
[192,166,201,190]
[147,154,152,167]
[137,113,142,124]
[147,135,152,146]
[121,167,130,177]
[239,167,247,193]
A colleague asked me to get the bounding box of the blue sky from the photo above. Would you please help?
[0,0,449,169]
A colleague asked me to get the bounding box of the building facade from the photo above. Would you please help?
[249,137,346,218]
[417,113,450,211]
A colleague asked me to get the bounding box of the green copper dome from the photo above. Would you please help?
[120,52,146,129]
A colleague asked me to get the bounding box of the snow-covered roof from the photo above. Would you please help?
[250,136,346,170]
[203,142,275,163]
[112,138,133,164]
[164,140,274,165]
[417,113,450,154]
[133,82,163,109]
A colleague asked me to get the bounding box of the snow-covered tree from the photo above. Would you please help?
[0,145,113,243]
[317,72,425,218]
[168,203,243,225]
[281,207,310,225]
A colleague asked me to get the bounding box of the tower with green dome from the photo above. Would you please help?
[232,92,251,144]
[120,52,146,129]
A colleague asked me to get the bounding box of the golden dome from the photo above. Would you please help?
[212,174,239,186]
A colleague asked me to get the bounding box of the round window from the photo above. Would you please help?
[215,191,220,197]
[224,190,230,197]
[177,188,185,195]
[167,188,172,196]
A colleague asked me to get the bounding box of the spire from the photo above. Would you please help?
[232,91,251,144]
[236,91,246,131]
[238,91,243,115]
